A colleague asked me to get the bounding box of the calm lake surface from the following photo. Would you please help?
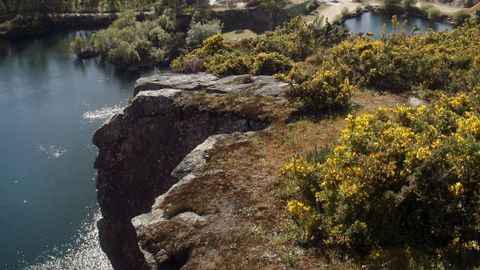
[0,31,154,269]
[345,11,453,37]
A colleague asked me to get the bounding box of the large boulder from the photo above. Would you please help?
[93,73,291,269]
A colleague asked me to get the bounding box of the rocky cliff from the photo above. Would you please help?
[93,73,292,269]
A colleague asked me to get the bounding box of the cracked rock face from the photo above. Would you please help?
[93,73,290,269]
[132,133,251,269]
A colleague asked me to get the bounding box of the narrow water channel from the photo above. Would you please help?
[0,31,154,269]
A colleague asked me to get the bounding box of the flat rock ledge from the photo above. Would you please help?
[134,73,290,97]
[93,73,292,269]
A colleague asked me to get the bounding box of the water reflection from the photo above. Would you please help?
[345,11,453,38]
[0,30,155,268]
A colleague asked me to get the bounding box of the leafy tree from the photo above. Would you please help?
[185,19,222,49]
[452,10,471,25]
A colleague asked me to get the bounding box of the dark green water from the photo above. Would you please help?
[0,31,154,269]
[345,11,453,37]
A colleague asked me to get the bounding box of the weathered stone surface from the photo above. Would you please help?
[94,73,290,269]
[134,73,291,97]
[132,133,248,269]
[134,73,218,95]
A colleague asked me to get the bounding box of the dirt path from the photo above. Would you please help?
[316,0,464,21]
[317,0,364,22]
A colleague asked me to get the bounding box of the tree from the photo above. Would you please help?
[452,10,470,25]
[259,0,290,30]
[186,20,222,49]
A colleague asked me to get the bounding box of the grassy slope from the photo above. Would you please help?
[158,89,409,269]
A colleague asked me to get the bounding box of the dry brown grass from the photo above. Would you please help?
[148,89,408,269]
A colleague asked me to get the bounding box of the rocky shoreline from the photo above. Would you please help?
[93,73,292,269]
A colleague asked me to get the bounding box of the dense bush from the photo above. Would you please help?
[283,93,480,268]
[204,51,250,76]
[421,4,441,20]
[249,52,292,75]
[171,34,237,74]
[452,10,471,26]
[71,10,184,66]
[185,20,222,49]
[328,24,480,92]
[251,17,315,61]
[283,64,355,113]
[172,17,350,76]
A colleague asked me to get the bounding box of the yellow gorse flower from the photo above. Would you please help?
[449,182,465,197]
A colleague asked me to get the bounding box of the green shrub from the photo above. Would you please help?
[284,64,355,113]
[251,17,315,61]
[249,52,292,75]
[196,34,233,57]
[70,36,88,55]
[283,93,480,268]
[204,51,250,76]
[186,20,222,50]
[107,40,140,64]
[425,6,441,20]
[71,10,180,66]
[452,10,471,25]
[328,25,480,92]
[171,17,351,77]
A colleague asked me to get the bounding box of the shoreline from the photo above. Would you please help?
[332,5,457,25]
[316,0,466,25]
[0,12,154,40]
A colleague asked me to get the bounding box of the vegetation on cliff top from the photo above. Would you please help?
[171,17,349,76]
[277,17,480,269]
[284,93,480,269]
[68,6,480,268]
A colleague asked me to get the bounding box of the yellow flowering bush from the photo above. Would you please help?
[284,93,480,267]
[329,23,480,92]
[284,64,355,113]
[250,17,314,61]
[171,34,234,73]
[203,51,250,77]
[171,17,350,77]
[249,52,293,75]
